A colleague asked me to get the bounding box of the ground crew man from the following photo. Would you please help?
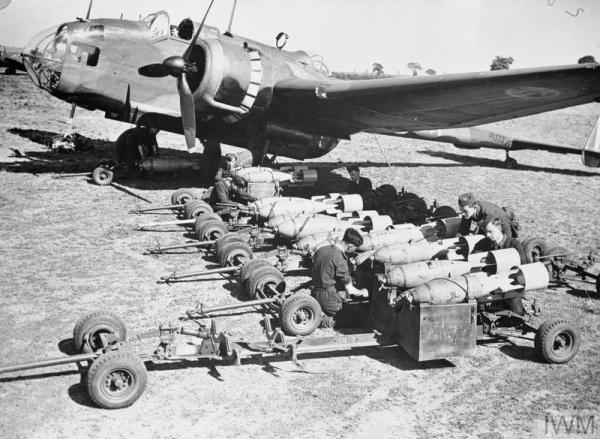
[214,153,237,182]
[474,217,526,315]
[346,166,373,195]
[346,166,377,209]
[209,175,256,209]
[311,228,369,328]
[457,192,514,238]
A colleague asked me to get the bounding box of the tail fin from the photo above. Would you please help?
[582,111,600,167]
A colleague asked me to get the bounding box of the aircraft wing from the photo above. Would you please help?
[272,64,600,134]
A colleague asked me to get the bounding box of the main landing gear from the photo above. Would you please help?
[91,127,225,185]
[504,151,518,169]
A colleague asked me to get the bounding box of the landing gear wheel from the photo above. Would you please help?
[87,350,147,409]
[197,220,227,242]
[432,205,457,220]
[246,265,285,299]
[280,294,322,336]
[534,318,580,364]
[170,189,197,206]
[505,157,518,169]
[185,200,214,219]
[218,241,253,267]
[115,128,142,166]
[214,233,247,257]
[239,259,272,289]
[73,311,127,353]
[523,237,548,263]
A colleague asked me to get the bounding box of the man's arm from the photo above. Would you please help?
[458,217,473,236]
[232,186,257,203]
[334,252,368,298]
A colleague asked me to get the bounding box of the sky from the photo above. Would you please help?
[0,0,598,74]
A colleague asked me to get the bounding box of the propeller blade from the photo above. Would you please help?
[177,74,196,150]
[184,0,215,62]
[138,63,169,78]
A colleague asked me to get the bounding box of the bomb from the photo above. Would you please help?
[256,199,334,220]
[358,227,434,251]
[293,231,346,252]
[358,235,485,266]
[275,214,392,240]
[378,248,520,289]
[274,215,353,239]
[399,262,549,305]
[235,167,293,183]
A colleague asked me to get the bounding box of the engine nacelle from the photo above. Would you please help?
[265,122,339,159]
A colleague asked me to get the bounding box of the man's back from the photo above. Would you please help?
[347,177,373,195]
[312,244,352,291]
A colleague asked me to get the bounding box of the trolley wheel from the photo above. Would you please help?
[194,214,224,239]
[246,265,285,299]
[92,166,114,186]
[73,311,127,353]
[432,205,457,219]
[214,233,247,256]
[197,220,228,242]
[523,237,548,263]
[185,200,214,219]
[170,189,196,206]
[218,241,253,268]
[280,294,322,336]
[534,318,580,364]
[520,236,533,249]
[239,259,272,288]
[87,350,147,409]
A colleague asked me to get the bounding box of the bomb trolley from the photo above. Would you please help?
[0,274,580,410]
[545,249,600,296]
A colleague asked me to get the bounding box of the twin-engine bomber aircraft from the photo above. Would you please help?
[21,8,600,175]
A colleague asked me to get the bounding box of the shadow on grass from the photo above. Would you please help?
[498,344,540,363]
[419,150,600,177]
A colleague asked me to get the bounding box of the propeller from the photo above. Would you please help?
[138,0,215,150]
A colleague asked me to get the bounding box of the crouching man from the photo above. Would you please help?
[311,228,369,328]
[476,217,527,316]
[209,175,257,211]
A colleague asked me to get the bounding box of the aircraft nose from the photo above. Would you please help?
[22,24,68,92]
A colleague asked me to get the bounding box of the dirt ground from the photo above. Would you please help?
[0,72,599,439]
